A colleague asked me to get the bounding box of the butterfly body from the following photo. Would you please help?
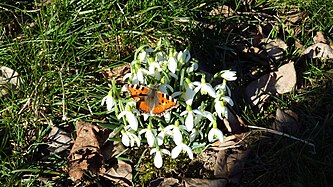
[125,84,178,116]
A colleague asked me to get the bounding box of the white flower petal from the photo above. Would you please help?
[150,148,157,155]
[183,88,196,105]
[157,131,165,146]
[221,71,237,81]
[183,50,191,62]
[122,133,130,147]
[161,149,171,155]
[106,96,115,111]
[117,111,127,119]
[202,84,217,98]
[146,130,155,147]
[208,128,224,143]
[168,57,177,73]
[126,112,138,130]
[171,145,182,159]
[208,128,215,142]
[173,128,183,145]
[183,144,193,159]
[154,151,163,168]
[185,112,194,131]
[222,96,234,106]
[123,73,132,81]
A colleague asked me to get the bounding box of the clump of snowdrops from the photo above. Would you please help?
[102,39,236,168]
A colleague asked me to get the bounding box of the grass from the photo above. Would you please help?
[1,0,333,186]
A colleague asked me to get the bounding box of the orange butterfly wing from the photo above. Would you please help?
[151,92,178,116]
[125,84,178,116]
[126,84,151,113]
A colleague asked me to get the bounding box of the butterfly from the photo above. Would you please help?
[124,84,178,116]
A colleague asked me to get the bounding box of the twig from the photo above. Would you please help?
[246,125,316,153]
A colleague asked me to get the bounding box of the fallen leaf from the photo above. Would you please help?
[302,43,333,59]
[101,64,130,83]
[275,61,297,94]
[273,108,300,134]
[245,61,296,108]
[103,160,133,186]
[222,107,245,134]
[68,121,107,182]
[184,178,227,187]
[214,144,249,184]
[261,38,288,63]
[245,73,276,108]
[47,126,71,153]
[148,177,179,187]
[313,31,328,44]
[209,5,234,17]
[0,66,23,97]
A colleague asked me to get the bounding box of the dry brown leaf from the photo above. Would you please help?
[245,73,276,108]
[148,177,179,187]
[47,126,71,153]
[261,38,288,63]
[245,61,296,108]
[273,108,300,134]
[104,160,133,186]
[68,121,107,182]
[0,66,23,97]
[184,178,227,187]
[275,61,296,94]
[101,141,125,161]
[214,145,249,184]
[223,107,245,134]
[101,64,130,83]
[313,31,328,44]
[302,43,333,59]
[209,5,234,17]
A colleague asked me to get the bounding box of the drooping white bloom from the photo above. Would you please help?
[150,147,171,168]
[189,128,203,143]
[180,107,204,131]
[221,70,237,81]
[208,127,224,143]
[118,110,138,131]
[148,61,162,80]
[139,128,156,147]
[182,79,197,105]
[214,96,234,119]
[121,130,141,147]
[165,121,186,145]
[192,79,216,98]
[171,142,193,159]
[101,94,115,111]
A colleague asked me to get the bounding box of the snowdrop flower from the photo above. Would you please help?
[215,82,231,98]
[157,128,166,146]
[208,121,224,143]
[139,125,156,147]
[180,106,204,131]
[182,78,197,105]
[177,49,191,65]
[167,49,178,73]
[190,128,203,143]
[150,147,171,168]
[165,120,186,145]
[193,76,216,98]
[101,92,115,111]
[148,61,162,80]
[123,63,149,84]
[118,109,138,131]
[221,70,237,81]
[214,96,233,119]
[121,130,141,147]
[171,142,193,159]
